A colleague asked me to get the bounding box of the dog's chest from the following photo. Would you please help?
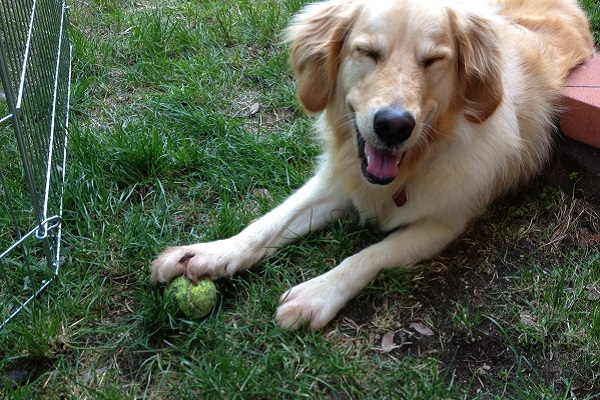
[351,184,421,230]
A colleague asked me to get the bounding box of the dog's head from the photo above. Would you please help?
[286,0,504,185]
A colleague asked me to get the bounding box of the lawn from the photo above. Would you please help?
[1,0,599,398]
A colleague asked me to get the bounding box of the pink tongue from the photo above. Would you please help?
[364,143,403,179]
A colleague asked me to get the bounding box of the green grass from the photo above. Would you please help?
[581,0,600,44]
[1,0,599,398]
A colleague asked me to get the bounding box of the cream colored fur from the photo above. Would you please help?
[151,0,594,330]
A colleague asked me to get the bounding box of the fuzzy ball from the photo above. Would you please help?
[166,276,217,319]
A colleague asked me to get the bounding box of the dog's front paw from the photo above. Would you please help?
[150,239,252,285]
[275,275,348,330]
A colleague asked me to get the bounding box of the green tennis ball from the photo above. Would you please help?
[166,276,217,319]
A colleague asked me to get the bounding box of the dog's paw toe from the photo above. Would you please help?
[150,240,253,285]
[275,279,345,330]
[275,295,320,330]
[150,246,191,284]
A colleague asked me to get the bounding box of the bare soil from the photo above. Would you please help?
[337,183,599,398]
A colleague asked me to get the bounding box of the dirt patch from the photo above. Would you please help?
[336,184,599,398]
[1,356,54,388]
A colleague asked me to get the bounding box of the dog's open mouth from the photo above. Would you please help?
[357,132,405,186]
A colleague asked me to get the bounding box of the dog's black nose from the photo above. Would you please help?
[373,108,415,147]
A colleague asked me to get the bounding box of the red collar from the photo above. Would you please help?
[393,189,408,207]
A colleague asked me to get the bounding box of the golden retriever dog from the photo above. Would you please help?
[151,0,594,329]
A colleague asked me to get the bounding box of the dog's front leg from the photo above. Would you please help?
[151,170,349,285]
[275,216,468,330]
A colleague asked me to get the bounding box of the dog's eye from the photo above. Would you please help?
[356,46,381,63]
[421,56,445,68]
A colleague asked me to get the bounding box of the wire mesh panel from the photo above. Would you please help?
[0,0,72,329]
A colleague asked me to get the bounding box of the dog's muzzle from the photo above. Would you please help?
[356,107,414,185]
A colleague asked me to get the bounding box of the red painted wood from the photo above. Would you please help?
[560,53,600,149]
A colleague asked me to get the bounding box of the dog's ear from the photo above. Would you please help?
[449,9,504,123]
[284,1,359,113]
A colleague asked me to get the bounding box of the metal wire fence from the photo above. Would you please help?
[0,0,72,329]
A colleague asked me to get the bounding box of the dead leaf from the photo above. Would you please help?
[520,311,536,326]
[410,322,434,336]
[588,287,600,301]
[249,102,260,115]
[251,187,272,200]
[476,364,491,376]
[577,229,600,248]
[380,331,397,352]
[233,101,261,118]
